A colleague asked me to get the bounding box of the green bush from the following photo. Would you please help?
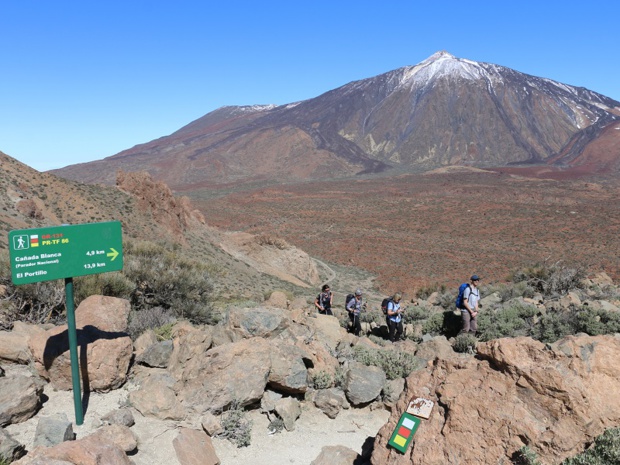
[422,312,445,335]
[74,272,134,303]
[402,305,430,323]
[477,303,537,341]
[561,428,620,464]
[123,239,217,325]
[311,370,333,390]
[513,446,541,465]
[453,333,478,354]
[352,345,422,380]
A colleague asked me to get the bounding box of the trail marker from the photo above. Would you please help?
[388,412,421,453]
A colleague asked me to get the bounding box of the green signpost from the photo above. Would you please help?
[8,221,124,425]
[9,221,123,284]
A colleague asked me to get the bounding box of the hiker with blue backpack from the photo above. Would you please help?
[346,289,365,336]
[456,275,481,334]
[386,292,404,342]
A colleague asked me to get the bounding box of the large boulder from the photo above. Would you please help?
[343,362,386,406]
[167,325,214,381]
[0,375,43,426]
[313,388,349,419]
[275,397,301,431]
[371,334,620,465]
[0,427,25,462]
[129,371,185,421]
[226,307,290,339]
[173,428,220,465]
[306,314,347,351]
[13,433,131,465]
[175,337,272,413]
[0,322,46,364]
[268,341,309,394]
[32,413,74,447]
[29,296,132,391]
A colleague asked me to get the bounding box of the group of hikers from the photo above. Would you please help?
[313,274,481,342]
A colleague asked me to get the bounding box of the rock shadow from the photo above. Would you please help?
[42,325,129,414]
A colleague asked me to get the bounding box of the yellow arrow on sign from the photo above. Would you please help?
[107,248,119,261]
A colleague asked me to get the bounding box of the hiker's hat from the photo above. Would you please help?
[355,289,362,296]
[471,275,480,281]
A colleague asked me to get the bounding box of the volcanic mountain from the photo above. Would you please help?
[52,51,620,188]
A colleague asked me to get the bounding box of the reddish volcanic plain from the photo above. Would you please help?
[192,168,620,294]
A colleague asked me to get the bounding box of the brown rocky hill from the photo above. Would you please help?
[51,51,620,188]
[0,152,319,301]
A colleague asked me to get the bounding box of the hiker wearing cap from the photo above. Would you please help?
[461,275,481,334]
[315,284,333,315]
[386,292,404,342]
[346,289,365,336]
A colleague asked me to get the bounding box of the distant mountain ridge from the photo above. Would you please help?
[52,51,620,188]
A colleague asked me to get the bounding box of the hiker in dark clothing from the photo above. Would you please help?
[346,289,365,336]
[315,284,333,315]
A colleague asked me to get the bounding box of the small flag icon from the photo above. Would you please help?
[30,235,39,247]
[388,412,420,454]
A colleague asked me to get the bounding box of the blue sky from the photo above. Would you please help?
[1,1,619,172]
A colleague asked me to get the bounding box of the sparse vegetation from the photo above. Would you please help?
[562,427,620,464]
[311,370,333,389]
[453,333,478,353]
[351,345,422,380]
[217,401,253,448]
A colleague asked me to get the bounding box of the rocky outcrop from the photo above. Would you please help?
[0,375,43,426]
[116,170,206,243]
[371,334,620,465]
[29,296,132,392]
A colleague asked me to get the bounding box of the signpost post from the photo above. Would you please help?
[8,221,123,425]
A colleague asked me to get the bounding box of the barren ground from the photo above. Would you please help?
[191,169,620,294]
[5,364,389,465]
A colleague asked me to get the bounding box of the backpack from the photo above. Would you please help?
[345,293,355,309]
[455,283,470,309]
[381,297,393,315]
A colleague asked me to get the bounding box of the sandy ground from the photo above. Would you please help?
[5,365,390,465]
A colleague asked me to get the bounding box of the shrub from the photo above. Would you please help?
[562,427,620,464]
[453,333,478,354]
[311,370,333,390]
[402,305,429,323]
[416,283,446,300]
[218,401,253,447]
[477,303,537,341]
[513,446,541,465]
[422,312,444,335]
[123,239,217,325]
[352,345,422,380]
[267,417,285,434]
[75,272,134,303]
[532,311,575,343]
[511,262,585,296]
[127,306,176,340]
